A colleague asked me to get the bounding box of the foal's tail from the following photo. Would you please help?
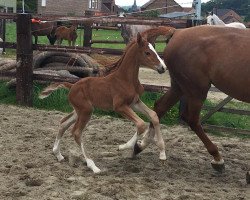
[39,82,72,99]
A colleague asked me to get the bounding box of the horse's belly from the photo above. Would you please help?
[212,78,250,103]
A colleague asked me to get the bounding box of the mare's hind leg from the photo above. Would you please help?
[53,111,77,161]
[72,107,101,173]
[133,87,182,156]
[132,99,166,160]
[185,98,224,172]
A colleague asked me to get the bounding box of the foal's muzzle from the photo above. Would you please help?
[156,64,166,74]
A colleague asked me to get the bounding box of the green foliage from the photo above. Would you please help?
[202,0,250,21]
[140,10,160,18]
[17,0,37,13]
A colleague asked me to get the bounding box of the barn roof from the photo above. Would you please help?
[141,0,180,9]
[159,11,194,19]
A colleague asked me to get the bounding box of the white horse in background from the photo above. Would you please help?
[207,12,246,29]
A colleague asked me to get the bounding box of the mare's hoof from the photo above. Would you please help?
[211,162,225,173]
[246,171,250,184]
[133,142,143,156]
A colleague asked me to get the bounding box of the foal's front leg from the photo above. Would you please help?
[132,99,166,160]
[115,105,147,151]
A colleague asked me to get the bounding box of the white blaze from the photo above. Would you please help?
[148,43,167,70]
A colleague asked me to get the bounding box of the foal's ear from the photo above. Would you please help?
[137,32,144,47]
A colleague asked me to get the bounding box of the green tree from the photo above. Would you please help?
[202,0,249,19]
[17,0,37,13]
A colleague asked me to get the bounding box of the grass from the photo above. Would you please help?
[2,22,166,58]
[0,81,179,126]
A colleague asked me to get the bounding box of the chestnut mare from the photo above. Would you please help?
[39,33,167,173]
[31,21,57,45]
[134,25,250,172]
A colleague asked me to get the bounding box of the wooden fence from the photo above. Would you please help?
[0,13,249,134]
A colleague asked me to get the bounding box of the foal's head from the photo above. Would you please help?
[136,33,167,74]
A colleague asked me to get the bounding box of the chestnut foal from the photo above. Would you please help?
[40,33,167,173]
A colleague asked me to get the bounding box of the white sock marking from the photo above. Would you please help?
[211,159,224,165]
[53,138,64,161]
[80,143,101,173]
[119,132,138,150]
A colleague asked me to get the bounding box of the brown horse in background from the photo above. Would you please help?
[31,21,57,45]
[39,33,167,173]
[55,25,78,46]
[134,25,250,172]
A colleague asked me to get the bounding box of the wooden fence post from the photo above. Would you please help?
[83,23,92,47]
[2,18,6,53]
[16,13,33,106]
[83,11,93,48]
[0,12,6,54]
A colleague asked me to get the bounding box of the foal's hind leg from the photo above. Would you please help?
[132,99,166,160]
[71,108,101,173]
[185,98,224,172]
[53,111,77,161]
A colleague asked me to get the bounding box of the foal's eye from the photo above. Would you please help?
[145,52,151,56]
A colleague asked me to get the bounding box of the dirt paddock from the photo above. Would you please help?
[0,104,249,200]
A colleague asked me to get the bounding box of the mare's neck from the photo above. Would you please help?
[115,43,140,84]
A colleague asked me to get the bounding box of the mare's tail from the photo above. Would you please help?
[39,82,73,99]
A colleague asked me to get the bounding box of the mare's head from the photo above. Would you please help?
[135,32,167,74]
[70,25,77,32]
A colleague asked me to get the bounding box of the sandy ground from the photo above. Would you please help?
[0,105,249,200]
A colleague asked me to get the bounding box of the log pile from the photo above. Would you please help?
[0,51,103,88]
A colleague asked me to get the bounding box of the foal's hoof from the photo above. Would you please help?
[211,160,225,173]
[133,142,143,156]
[246,171,250,184]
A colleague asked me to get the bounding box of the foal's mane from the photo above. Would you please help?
[97,26,175,77]
[97,39,137,76]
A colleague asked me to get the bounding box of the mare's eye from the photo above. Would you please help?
[145,52,151,56]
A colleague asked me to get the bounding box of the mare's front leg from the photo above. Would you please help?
[185,97,224,172]
[132,99,166,160]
